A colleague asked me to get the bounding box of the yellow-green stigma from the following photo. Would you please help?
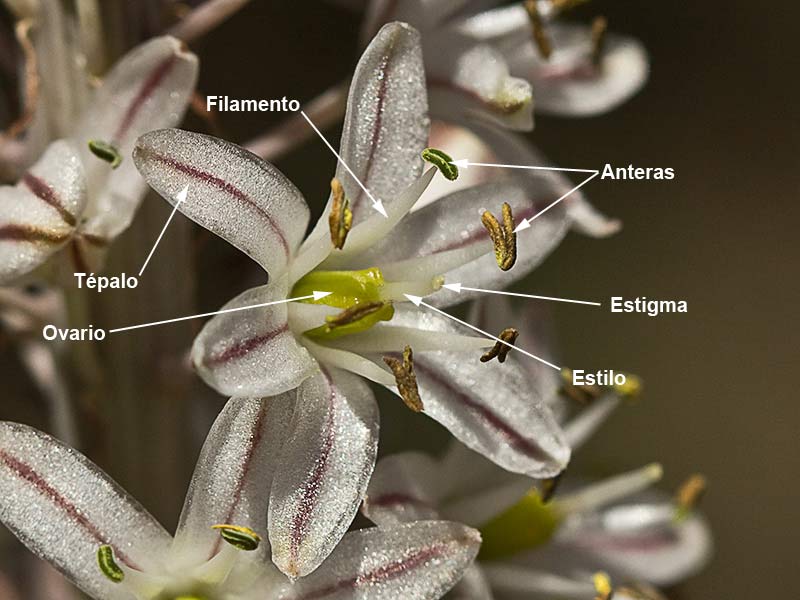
[478,489,561,560]
[88,139,122,168]
[421,147,459,181]
[97,545,124,583]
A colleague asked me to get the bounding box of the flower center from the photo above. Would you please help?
[292,267,400,341]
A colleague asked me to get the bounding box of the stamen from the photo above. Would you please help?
[212,524,262,551]
[328,177,352,249]
[480,327,519,363]
[560,367,602,403]
[524,0,553,59]
[421,147,459,181]
[675,473,707,521]
[2,20,39,140]
[383,345,423,412]
[591,16,608,66]
[551,0,590,13]
[481,202,517,271]
[540,471,563,503]
[616,582,668,600]
[88,140,123,168]
[593,572,613,600]
[304,301,395,341]
[97,545,124,583]
[560,367,642,403]
[556,463,663,515]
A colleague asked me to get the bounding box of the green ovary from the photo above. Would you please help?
[292,267,396,342]
[478,490,562,561]
[292,267,385,308]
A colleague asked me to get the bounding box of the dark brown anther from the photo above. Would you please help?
[559,367,602,404]
[383,346,423,412]
[480,327,519,363]
[326,301,385,328]
[481,202,517,271]
[524,0,553,59]
[328,178,352,250]
[540,471,564,503]
[591,16,608,67]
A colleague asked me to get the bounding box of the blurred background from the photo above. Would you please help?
[2,1,798,598]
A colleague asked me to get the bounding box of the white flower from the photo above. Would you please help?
[0,400,481,600]
[0,36,198,284]
[359,0,649,122]
[362,300,712,599]
[130,21,602,575]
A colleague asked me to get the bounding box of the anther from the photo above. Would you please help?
[591,16,608,67]
[675,473,707,520]
[212,524,262,551]
[540,471,563,503]
[88,140,122,168]
[616,582,668,600]
[480,327,519,363]
[421,147,459,181]
[327,301,387,328]
[524,0,552,59]
[551,0,590,13]
[383,345,423,412]
[559,367,602,403]
[593,572,613,600]
[328,178,352,250]
[481,202,517,271]
[613,373,642,400]
[97,545,125,583]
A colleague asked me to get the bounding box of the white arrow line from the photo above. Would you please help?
[450,158,597,174]
[139,185,189,276]
[301,109,388,218]
[514,171,600,233]
[404,294,561,371]
[109,291,331,334]
[442,283,601,306]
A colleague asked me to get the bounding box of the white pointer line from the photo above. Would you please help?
[406,295,561,371]
[444,284,601,306]
[451,159,597,174]
[139,185,188,276]
[300,110,388,217]
[515,171,600,232]
[109,292,330,334]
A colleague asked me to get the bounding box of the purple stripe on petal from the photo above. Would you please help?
[144,150,290,258]
[294,543,454,600]
[413,360,552,463]
[203,323,290,367]
[113,55,178,143]
[20,173,77,226]
[0,450,138,569]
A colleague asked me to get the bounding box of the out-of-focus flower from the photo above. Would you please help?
[132,20,603,575]
[0,34,197,284]
[360,0,648,122]
[364,444,710,599]
[363,299,712,599]
[0,402,481,599]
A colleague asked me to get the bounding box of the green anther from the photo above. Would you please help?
[88,140,122,168]
[304,302,394,342]
[212,524,261,551]
[421,147,459,181]
[292,267,385,309]
[97,545,124,583]
[478,489,561,560]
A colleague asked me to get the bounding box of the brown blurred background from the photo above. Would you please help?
[187,2,797,597]
[2,1,798,598]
